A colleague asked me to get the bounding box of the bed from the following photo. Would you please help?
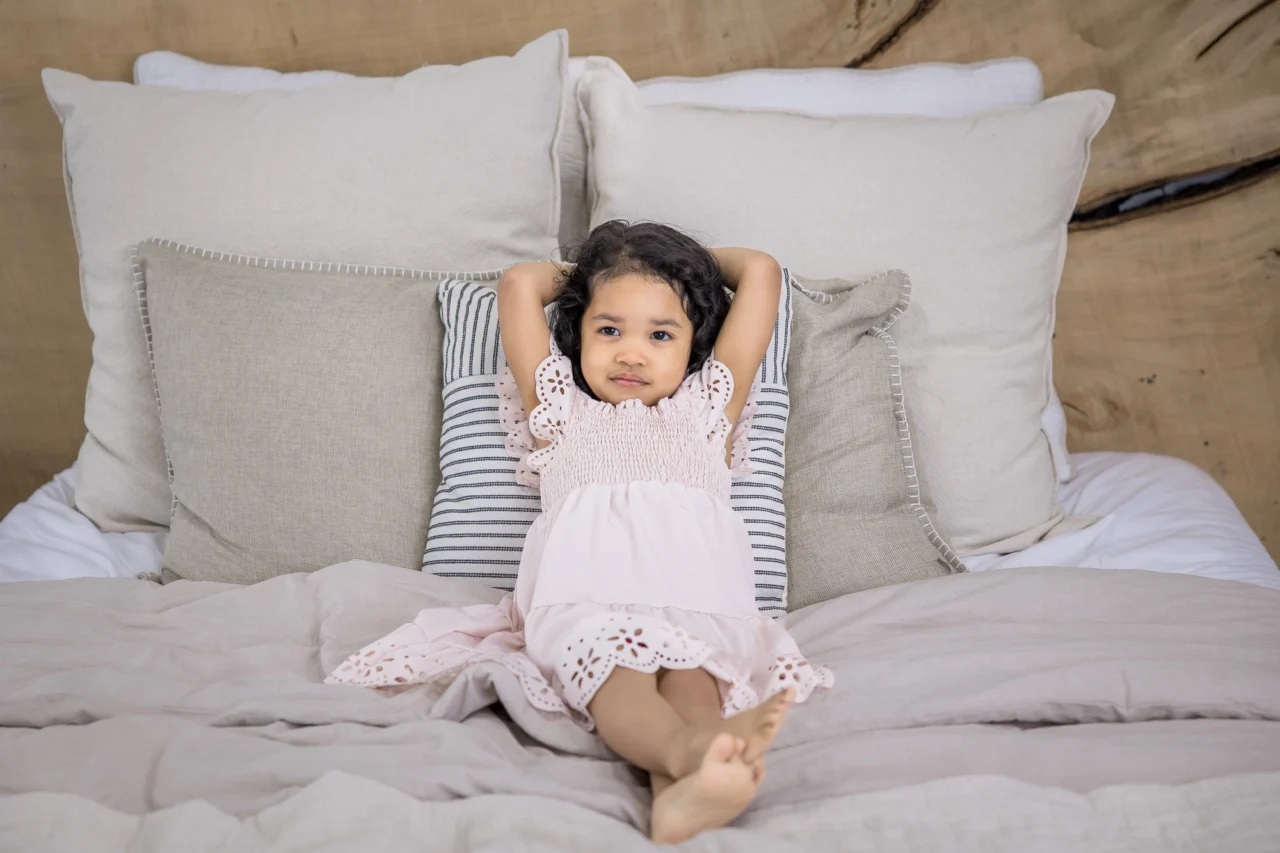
[2,466,1279,849]
[1,2,1278,851]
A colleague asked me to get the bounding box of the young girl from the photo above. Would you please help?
[329,221,832,843]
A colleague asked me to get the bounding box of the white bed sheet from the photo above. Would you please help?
[1,453,1276,589]
[968,452,1279,589]
[0,469,164,582]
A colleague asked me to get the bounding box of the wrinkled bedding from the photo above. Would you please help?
[2,562,1278,851]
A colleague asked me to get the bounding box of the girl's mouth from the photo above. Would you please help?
[612,374,648,387]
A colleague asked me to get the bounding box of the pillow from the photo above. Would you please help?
[424,278,794,615]
[134,49,1072,483]
[132,49,588,257]
[133,240,499,583]
[580,60,1113,556]
[786,272,963,610]
[636,58,1042,116]
[44,29,568,533]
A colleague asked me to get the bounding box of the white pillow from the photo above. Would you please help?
[636,59,1042,116]
[579,59,1112,556]
[133,49,1071,483]
[46,29,569,532]
[133,50,361,91]
[133,52,1043,110]
[426,278,795,615]
[631,60,1070,485]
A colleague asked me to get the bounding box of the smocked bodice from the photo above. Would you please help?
[496,349,755,514]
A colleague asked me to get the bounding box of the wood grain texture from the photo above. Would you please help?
[1055,173,1280,549]
[863,0,1280,212]
[0,0,908,80]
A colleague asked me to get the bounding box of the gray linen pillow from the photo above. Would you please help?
[134,240,499,584]
[786,271,964,609]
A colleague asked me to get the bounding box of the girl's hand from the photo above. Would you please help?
[498,262,571,437]
[710,249,782,427]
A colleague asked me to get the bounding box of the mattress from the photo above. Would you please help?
[0,451,1276,589]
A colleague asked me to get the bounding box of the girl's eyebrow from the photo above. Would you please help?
[591,313,682,328]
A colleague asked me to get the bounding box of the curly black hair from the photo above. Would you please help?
[550,220,730,397]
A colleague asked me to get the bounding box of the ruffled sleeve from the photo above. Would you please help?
[495,341,577,489]
[495,368,538,489]
[681,357,759,480]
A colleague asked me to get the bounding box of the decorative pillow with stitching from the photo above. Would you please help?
[786,271,964,610]
[134,240,500,584]
[424,277,794,615]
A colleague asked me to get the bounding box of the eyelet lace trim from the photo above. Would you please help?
[526,354,576,477]
[327,610,833,731]
[495,368,538,489]
[326,622,568,716]
[681,357,759,480]
[494,341,577,490]
[554,612,832,727]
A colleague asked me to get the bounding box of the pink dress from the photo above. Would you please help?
[327,348,833,728]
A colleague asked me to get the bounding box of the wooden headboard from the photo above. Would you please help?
[2,1,1276,554]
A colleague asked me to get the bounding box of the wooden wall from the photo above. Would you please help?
[1,0,1276,552]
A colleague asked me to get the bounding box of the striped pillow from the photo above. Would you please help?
[423,276,794,614]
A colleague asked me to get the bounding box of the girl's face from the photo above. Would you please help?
[579,273,693,406]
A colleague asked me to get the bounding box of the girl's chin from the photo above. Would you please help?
[595,386,663,407]
[603,389,650,405]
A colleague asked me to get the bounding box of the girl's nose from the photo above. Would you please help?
[616,348,645,367]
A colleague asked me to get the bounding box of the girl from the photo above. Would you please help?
[329,221,832,843]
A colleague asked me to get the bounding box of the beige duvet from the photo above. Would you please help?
[1,563,1278,851]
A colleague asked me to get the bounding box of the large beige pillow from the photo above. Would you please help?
[786,272,963,609]
[133,241,492,583]
[580,60,1112,556]
[43,29,567,532]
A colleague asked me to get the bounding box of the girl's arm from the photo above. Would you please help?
[710,248,782,425]
[497,262,567,425]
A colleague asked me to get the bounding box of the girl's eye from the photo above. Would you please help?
[598,326,620,337]
[651,331,673,342]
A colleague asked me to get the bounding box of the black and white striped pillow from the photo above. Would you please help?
[423,275,793,614]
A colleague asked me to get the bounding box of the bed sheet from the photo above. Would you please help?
[967,452,1278,589]
[3,562,1279,850]
[1,453,1275,588]
[0,468,164,582]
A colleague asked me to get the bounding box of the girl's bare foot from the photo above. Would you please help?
[665,687,795,779]
[722,687,794,763]
[651,732,757,844]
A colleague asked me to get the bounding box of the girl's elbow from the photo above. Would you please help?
[752,254,783,291]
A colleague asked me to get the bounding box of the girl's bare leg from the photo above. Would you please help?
[651,730,758,844]
[589,667,796,843]
[588,667,743,780]
[589,667,758,844]
[647,670,795,844]
[651,668,730,797]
